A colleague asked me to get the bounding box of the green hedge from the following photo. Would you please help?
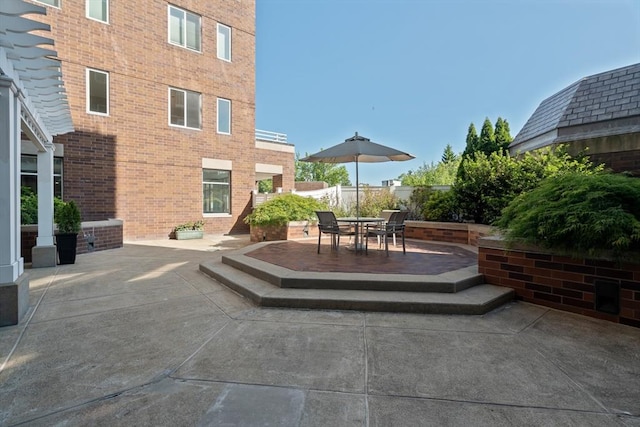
[244,194,327,226]
[497,173,640,260]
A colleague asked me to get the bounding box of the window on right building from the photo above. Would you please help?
[217,98,231,134]
[87,0,108,23]
[203,169,230,214]
[217,23,232,61]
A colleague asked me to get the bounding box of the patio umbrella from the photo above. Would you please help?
[301,132,415,218]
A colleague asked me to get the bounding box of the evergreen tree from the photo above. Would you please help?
[494,117,513,152]
[478,117,496,155]
[441,144,458,164]
[462,123,479,157]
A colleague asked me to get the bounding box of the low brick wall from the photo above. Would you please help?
[405,221,493,246]
[478,237,640,327]
[250,221,319,242]
[21,219,124,263]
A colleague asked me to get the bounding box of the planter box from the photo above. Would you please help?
[175,230,204,240]
[478,236,640,328]
[250,221,318,242]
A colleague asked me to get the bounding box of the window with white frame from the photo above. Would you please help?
[217,98,231,134]
[21,155,63,198]
[87,0,108,23]
[203,169,230,214]
[34,0,60,7]
[86,68,109,115]
[217,24,232,61]
[170,88,201,129]
[168,5,201,52]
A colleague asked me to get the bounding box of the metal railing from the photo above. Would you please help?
[255,129,288,143]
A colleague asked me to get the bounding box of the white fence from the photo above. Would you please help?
[252,185,450,210]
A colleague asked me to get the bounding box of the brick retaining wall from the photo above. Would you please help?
[21,220,123,263]
[250,221,319,242]
[478,237,640,327]
[405,221,493,246]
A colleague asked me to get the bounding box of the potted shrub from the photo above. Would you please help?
[173,220,205,240]
[55,200,81,264]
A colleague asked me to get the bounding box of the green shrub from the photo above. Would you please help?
[244,194,328,226]
[423,190,460,222]
[497,173,640,260]
[353,187,399,217]
[21,187,38,225]
[454,146,601,224]
[21,187,66,225]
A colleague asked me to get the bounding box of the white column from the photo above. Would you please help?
[36,146,55,246]
[0,76,24,283]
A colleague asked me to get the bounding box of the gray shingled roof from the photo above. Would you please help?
[512,63,640,146]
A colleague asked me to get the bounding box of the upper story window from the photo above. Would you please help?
[217,98,231,134]
[86,68,109,115]
[34,0,60,7]
[217,24,232,61]
[169,87,201,129]
[87,0,108,23]
[168,5,201,52]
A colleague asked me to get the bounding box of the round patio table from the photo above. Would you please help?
[336,217,384,254]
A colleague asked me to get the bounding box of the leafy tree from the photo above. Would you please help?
[400,145,461,186]
[441,144,458,164]
[494,117,513,151]
[295,152,351,186]
[257,179,273,193]
[497,173,640,261]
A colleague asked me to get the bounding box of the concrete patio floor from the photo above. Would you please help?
[1,235,639,426]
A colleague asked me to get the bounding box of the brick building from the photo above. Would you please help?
[510,63,640,174]
[23,0,294,239]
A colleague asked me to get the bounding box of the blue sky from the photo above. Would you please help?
[255,0,640,185]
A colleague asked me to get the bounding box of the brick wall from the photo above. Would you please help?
[27,0,277,240]
[250,221,319,243]
[478,238,640,327]
[405,222,493,246]
[295,181,328,191]
[21,220,123,263]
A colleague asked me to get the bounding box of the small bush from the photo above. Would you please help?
[349,187,399,217]
[497,173,640,260]
[174,220,205,231]
[244,194,328,226]
[55,200,82,234]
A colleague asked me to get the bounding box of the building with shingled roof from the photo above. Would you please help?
[510,63,640,175]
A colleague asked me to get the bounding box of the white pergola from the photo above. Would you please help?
[0,0,73,325]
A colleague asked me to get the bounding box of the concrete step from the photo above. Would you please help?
[200,260,515,315]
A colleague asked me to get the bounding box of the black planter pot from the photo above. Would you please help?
[56,233,78,265]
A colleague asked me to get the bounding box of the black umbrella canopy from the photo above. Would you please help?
[300,132,415,164]
[301,132,415,219]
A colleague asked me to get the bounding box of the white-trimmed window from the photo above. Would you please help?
[203,169,230,214]
[87,0,108,23]
[217,98,231,134]
[21,155,63,198]
[168,5,201,52]
[217,24,232,61]
[86,68,109,115]
[169,88,201,129]
[35,0,60,7]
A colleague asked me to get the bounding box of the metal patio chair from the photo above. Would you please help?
[315,211,355,253]
[365,210,409,256]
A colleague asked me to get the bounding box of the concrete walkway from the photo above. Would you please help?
[1,235,639,426]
